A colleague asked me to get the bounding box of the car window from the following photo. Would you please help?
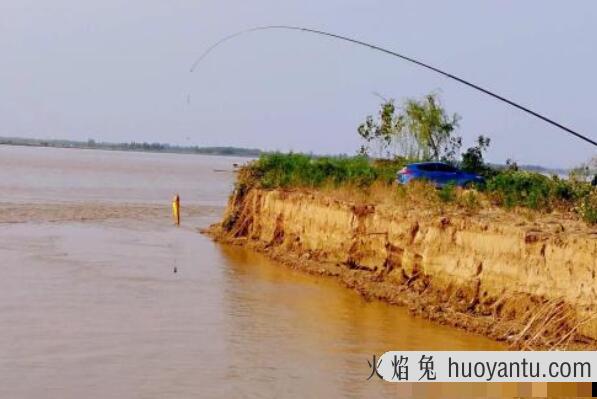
[436,163,457,172]
[417,164,436,172]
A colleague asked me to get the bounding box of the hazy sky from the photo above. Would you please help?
[1,1,596,167]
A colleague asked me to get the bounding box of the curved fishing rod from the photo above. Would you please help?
[190,25,597,148]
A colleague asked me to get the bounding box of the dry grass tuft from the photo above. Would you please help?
[499,297,596,350]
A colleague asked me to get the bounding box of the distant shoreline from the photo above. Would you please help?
[0,137,261,158]
[0,136,571,175]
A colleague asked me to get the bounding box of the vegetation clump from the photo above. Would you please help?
[357,93,462,161]
[245,153,405,189]
[485,171,593,211]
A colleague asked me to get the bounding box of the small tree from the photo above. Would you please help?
[505,158,519,171]
[460,135,491,172]
[357,93,460,160]
[403,94,460,160]
[442,136,463,165]
[357,101,403,158]
[590,155,597,171]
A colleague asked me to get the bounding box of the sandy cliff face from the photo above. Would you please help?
[208,188,597,347]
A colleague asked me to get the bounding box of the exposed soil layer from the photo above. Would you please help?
[204,188,597,350]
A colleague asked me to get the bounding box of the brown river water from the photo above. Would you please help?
[0,146,507,398]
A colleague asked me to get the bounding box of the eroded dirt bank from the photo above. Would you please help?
[205,188,597,349]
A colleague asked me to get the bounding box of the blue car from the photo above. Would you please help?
[396,162,484,188]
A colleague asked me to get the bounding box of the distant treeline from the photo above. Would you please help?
[0,137,261,157]
[486,163,569,177]
[0,136,572,175]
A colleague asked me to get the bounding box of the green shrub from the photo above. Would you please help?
[551,176,592,202]
[576,189,597,224]
[485,171,552,210]
[438,182,456,203]
[251,153,389,189]
[484,170,595,221]
[372,158,409,184]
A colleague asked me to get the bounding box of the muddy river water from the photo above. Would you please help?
[0,146,505,398]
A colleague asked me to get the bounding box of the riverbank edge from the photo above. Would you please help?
[203,187,596,350]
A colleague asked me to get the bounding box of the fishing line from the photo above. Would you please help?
[189,25,596,148]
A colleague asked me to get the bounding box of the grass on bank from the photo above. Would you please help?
[236,153,597,225]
